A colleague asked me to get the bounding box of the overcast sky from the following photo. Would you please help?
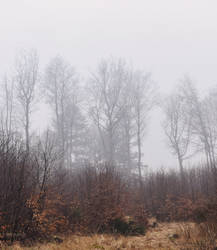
[1,0,217,169]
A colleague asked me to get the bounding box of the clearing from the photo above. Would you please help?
[1,222,215,250]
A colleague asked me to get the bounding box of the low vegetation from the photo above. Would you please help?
[0,132,217,249]
[0,222,216,249]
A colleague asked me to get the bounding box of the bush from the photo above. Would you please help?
[110,216,146,235]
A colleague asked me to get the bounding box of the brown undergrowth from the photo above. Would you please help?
[1,222,216,250]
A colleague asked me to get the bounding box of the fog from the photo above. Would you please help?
[1,0,217,169]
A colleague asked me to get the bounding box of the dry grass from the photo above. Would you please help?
[177,222,217,250]
[1,222,216,250]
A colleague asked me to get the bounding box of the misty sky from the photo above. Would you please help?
[1,0,217,169]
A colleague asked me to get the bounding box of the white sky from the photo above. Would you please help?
[0,0,217,169]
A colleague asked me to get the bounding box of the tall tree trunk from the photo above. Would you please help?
[137,109,142,186]
[177,149,185,191]
[108,125,114,164]
[25,104,30,153]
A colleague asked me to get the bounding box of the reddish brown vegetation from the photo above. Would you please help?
[0,134,148,242]
[0,133,217,246]
[141,167,217,226]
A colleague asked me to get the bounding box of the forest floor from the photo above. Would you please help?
[1,222,216,250]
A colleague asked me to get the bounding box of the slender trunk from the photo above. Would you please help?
[108,124,114,164]
[61,97,65,160]
[126,133,131,172]
[137,111,142,186]
[137,130,142,184]
[176,147,184,177]
[69,118,73,168]
[5,83,9,135]
[177,149,185,191]
[96,119,106,161]
[25,104,30,153]
[125,114,132,172]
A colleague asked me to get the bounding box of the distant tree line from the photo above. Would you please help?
[0,49,217,244]
[1,50,157,182]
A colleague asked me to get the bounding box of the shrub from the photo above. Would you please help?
[110,216,146,235]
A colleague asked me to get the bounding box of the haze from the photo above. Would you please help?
[0,0,217,169]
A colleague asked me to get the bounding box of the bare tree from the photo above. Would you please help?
[88,60,155,176]
[88,58,129,164]
[44,56,86,168]
[131,71,155,183]
[0,75,16,135]
[33,130,59,210]
[116,72,136,172]
[162,90,192,178]
[200,90,217,187]
[15,49,39,153]
[180,78,215,169]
